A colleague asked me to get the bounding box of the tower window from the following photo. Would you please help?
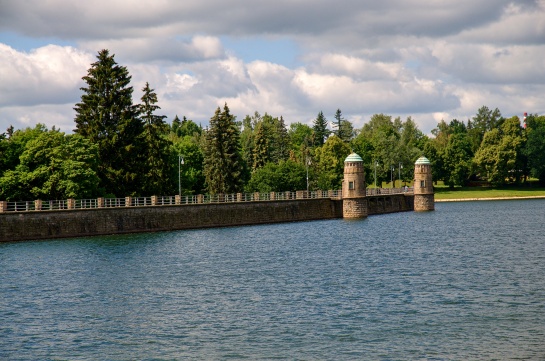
[420,180,426,188]
[349,181,355,190]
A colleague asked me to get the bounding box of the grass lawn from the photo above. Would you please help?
[434,182,545,200]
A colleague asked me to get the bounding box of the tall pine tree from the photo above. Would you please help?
[313,111,330,146]
[203,103,244,194]
[74,49,144,196]
[139,82,171,196]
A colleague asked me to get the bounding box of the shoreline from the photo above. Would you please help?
[435,195,545,202]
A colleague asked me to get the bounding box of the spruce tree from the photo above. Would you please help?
[313,111,330,146]
[139,82,171,196]
[203,103,244,194]
[273,115,290,162]
[252,121,269,171]
[74,49,143,196]
[332,109,353,142]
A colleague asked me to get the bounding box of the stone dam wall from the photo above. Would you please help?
[0,194,414,242]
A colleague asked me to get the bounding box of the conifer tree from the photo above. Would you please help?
[313,111,330,146]
[171,115,182,137]
[274,116,290,162]
[139,82,171,195]
[74,49,143,196]
[203,103,244,194]
[252,122,269,171]
[332,109,354,142]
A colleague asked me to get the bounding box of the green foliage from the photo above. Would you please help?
[312,111,330,146]
[202,104,245,194]
[252,121,269,171]
[0,130,99,201]
[314,135,351,190]
[172,135,205,195]
[442,133,473,188]
[74,49,144,196]
[468,106,504,153]
[139,82,171,195]
[525,114,545,185]
[473,117,525,186]
[171,115,202,138]
[355,114,401,185]
[0,124,49,174]
[246,160,306,192]
[332,109,354,142]
[288,122,313,161]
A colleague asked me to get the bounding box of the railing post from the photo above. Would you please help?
[67,198,76,209]
[175,195,181,205]
[270,192,276,201]
[151,196,158,206]
[97,197,105,208]
[0,201,7,212]
[253,192,260,201]
[197,194,203,204]
[296,190,304,199]
[237,193,242,202]
[34,199,43,211]
[125,196,132,207]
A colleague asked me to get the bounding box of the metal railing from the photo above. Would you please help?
[0,188,412,213]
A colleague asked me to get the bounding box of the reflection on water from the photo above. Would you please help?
[1,199,545,360]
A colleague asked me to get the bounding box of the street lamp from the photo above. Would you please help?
[374,160,378,190]
[306,157,311,192]
[399,162,403,188]
[391,166,394,188]
[178,155,184,197]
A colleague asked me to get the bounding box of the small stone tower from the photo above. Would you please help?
[342,153,368,218]
[413,156,434,211]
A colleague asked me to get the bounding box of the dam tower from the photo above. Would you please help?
[342,153,368,218]
[413,156,435,211]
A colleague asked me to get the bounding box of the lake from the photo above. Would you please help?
[1,199,544,360]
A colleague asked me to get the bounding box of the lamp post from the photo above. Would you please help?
[178,155,184,197]
[399,162,403,188]
[374,160,378,190]
[391,166,394,188]
[306,157,311,192]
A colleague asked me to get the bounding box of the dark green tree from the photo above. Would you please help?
[442,133,473,188]
[274,116,290,162]
[171,115,182,136]
[468,106,504,153]
[525,114,545,185]
[139,82,171,195]
[252,121,269,171]
[313,111,330,146]
[74,49,143,196]
[202,103,245,194]
[332,109,354,142]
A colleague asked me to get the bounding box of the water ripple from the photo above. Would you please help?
[1,199,545,360]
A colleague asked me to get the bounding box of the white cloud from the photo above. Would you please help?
[0,44,92,107]
[1,0,545,135]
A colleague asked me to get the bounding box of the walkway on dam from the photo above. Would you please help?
[1,187,413,213]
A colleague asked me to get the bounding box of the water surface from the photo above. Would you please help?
[1,200,544,360]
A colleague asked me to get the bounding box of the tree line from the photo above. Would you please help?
[1,49,544,201]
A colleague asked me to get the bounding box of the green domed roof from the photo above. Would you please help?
[344,153,363,162]
[415,156,431,165]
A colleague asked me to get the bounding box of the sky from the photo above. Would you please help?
[1,0,544,135]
